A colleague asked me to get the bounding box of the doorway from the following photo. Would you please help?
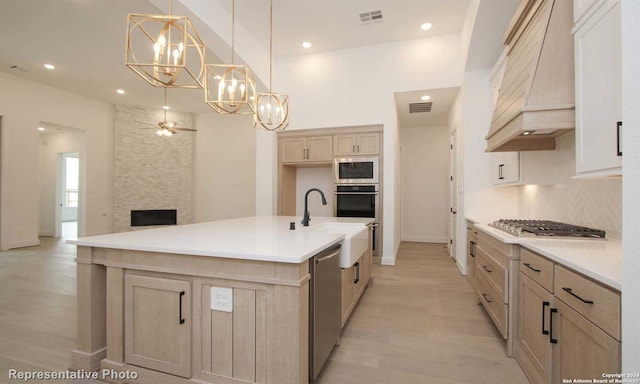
[449,130,457,258]
[38,123,83,240]
[59,152,79,240]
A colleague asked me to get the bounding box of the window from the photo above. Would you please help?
[64,156,79,208]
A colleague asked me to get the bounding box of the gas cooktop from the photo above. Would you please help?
[489,219,606,239]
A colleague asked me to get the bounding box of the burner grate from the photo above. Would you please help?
[495,219,606,238]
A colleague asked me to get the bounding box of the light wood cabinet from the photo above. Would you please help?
[334,133,380,156]
[341,254,370,328]
[280,135,333,163]
[198,282,270,383]
[574,0,622,177]
[515,247,622,383]
[552,299,621,382]
[341,227,373,327]
[76,246,313,384]
[475,232,520,355]
[517,274,553,384]
[466,221,478,292]
[124,274,191,378]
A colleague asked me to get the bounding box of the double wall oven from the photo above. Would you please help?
[334,157,380,255]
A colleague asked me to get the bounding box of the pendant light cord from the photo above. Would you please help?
[231,0,235,64]
[269,0,273,92]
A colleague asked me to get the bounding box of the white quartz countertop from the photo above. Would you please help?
[471,221,622,290]
[69,216,374,264]
[519,238,621,291]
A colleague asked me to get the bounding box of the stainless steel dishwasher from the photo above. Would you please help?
[309,244,342,381]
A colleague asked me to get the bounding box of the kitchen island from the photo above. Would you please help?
[69,216,373,384]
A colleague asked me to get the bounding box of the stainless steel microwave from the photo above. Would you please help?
[334,157,379,184]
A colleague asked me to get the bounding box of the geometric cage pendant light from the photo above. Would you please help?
[254,0,289,131]
[204,0,257,114]
[125,1,206,88]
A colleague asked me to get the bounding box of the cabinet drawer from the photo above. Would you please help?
[477,273,508,339]
[476,246,508,303]
[554,265,620,340]
[478,231,517,259]
[520,248,554,292]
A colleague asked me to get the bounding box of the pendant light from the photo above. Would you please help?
[254,0,289,131]
[125,0,206,88]
[205,0,257,114]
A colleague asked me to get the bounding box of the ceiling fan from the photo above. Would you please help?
[137,88,197,137]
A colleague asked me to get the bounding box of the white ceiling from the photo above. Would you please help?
[0,0,472,118]
[395,88,459,128]
[214,0,470,58]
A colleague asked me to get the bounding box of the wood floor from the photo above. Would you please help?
[316,242,528,384]
[0,239,528,384]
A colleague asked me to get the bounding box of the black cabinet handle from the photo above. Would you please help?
[542,301,550,335]
[549,308,558,344]
[482,293,492,303]
[562,287,594,304]
[498,164,504,180]
[523,263,541,273]
[179,291,185,324]
[482,265,492,273]
[617,121,622,156]
[354,262,360,284]
[470,240,476,257]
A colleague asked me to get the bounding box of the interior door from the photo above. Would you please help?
[449,131,457,259]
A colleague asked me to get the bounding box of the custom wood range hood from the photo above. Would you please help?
[486,0,575,152]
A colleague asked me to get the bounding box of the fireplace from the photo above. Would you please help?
[130,209,177,226]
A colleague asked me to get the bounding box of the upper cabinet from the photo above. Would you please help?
[574,0,622,177]
[334,133,380,156]
[487,0,575,152]
[490,151,558,186]
[280,136,333,163]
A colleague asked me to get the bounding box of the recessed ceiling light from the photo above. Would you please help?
[420,22,432,31]
[116,89,125,94]
[420,95,431,101]
[38,127,46,131]
[302,41,312,49]
[44,63,55,70]
[163,105,170,110]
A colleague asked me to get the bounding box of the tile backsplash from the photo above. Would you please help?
[518,132,622,239]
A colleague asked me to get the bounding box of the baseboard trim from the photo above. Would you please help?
[456,259,466,275]
[71,347,107,371]
[9,239,40,249]
[39,231,55,237]
[381,241,400,266]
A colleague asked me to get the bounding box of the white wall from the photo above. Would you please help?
[38,129,84,236]
[262,33,464,264]
[622,0,640,372]
[295,167,334,218]
[400,125,450,243]
[255,130,277,216]
[193,113,256,222]
[449,69,519,272]
[0,73,114,249]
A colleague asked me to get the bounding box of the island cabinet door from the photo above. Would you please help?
[124,274,191,378]
[198,282,272,384]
